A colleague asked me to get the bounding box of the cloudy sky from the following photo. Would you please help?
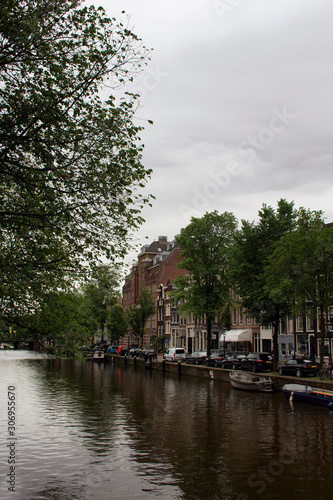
[88,0,333,263]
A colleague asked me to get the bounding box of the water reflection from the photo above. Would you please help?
[0,352,333,499]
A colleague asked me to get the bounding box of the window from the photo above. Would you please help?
[253,332,260,352]
[280,317,287,334]
[238,310,243,325]
[307,316,315,331]
[262,339,271,352]
[297,315,304,331]
[288,318,294,333]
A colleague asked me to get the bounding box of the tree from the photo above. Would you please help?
[0,0,153,321]
[107,304,129,344]
[229,199,297,369]
[127,287,155,348]
[82,264,120,343]
[266,210,333,366]
[19,289,96,359]
[173,211,238,358]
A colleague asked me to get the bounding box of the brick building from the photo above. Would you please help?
[121,234,232,353]
[122,236,186,347]
[120,227,333,360]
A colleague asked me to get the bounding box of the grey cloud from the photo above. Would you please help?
[93,0,333,259]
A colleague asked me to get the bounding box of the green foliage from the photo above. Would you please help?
[0,0,153,320]
[219,303,231,331]
[9,263,122,358]
[82,264,120,341]
[107,304,129,343]
[151,334,165,352]
[230,199,297,318]
[229,199,298,366]
[19,290,95,359]
[173,211,237,356]
[266,209,333,365]
[127,287,155,347]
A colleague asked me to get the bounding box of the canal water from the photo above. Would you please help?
[0,351,332,500]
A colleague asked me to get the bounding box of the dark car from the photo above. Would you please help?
[139,349,157,360]
[128,348,142,357]
[277,358,320,378]
[221,354,246,370]
[205,352,224,367]
[241,353,273,372]
[185,351,207,365]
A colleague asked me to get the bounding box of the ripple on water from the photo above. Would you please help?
[1,353,333,500]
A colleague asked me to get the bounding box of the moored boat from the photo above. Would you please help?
[229,371,274,392]
[92,349,105,362]
[282,383,333,408]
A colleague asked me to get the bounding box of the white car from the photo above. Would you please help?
[164,348,186,362]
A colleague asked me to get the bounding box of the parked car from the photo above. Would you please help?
[128,348,142,357]
[205,352,224,367]
[116,345,129,356]
[106,345,117,354]
[185,351,207,365]
[221,354,246,370]
[139,348,157,360]
[277,358,320,378]
[241,353,273,372]
[164,347,186,362]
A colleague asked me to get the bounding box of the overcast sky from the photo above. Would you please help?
[88,0,333,264]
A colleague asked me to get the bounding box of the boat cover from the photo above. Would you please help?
[282,384,313,394]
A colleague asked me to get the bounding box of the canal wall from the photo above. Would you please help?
[105,354,333,391]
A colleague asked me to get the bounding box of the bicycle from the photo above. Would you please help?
[318,365,333,380]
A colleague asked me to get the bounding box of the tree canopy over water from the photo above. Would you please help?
[0,0,153,323]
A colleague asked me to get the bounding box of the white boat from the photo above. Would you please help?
[92,349,105,362]
[229,371,273,392]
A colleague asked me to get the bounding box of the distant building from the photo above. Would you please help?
[119,226,333,361]
[122,236,185,347]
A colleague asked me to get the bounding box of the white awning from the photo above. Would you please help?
[220,329,252,343]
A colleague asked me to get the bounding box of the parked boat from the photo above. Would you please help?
[92,349,105,362]
[229,371,274,392]
[0,343,14,350]
[282,383,333,408]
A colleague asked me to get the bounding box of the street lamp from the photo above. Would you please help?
[326,321,332,364]
[222,331,226,358]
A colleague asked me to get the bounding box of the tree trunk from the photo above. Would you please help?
[319,304,326,368]
[207,317,212,358]
[272,306,280,371]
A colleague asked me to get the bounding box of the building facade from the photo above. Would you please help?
[122,236,186,348]
[120,234,333,362]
